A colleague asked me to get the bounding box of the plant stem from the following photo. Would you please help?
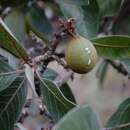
[106,59,130,79]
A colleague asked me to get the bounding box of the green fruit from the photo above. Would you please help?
[65,36,98,74]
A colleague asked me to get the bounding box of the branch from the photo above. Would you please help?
[54,52,65,58]
[32,18,76,97]
[17,98,54,130]
[52,55,68,69]
[106,59,130,79]
[33,18,76,71]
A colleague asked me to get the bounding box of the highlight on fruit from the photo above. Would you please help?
[65,35,98,74]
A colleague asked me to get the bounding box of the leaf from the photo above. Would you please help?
[92,35,130,59]
[0,77,27,130]
[0,59,18,92]
[97,0,123,17]
[39,76,76,122]
[0,58,13,72]
[24,64,37,97]
[53,106,102,130]
[60,83,76,103]
[56,0,99,39]
[25,4,53,43]
[107,98,130,130]
[43,68,58,80]
[0,18,28,59]
[43,68,76,103]
[4,10,26,43]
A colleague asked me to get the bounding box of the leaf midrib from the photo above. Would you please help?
[40,78,76,110]
[94,43,130,48]
[0,18,28,59]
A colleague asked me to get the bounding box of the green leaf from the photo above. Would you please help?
[0,77,27,130]
[4,10,26,43]
[60,83,76,103]
[0,59,18,92]
[43,68,76,103]
[39,77,76,122]
[25,64,38,97]
[56,0,99,38]
[0,18,28,59]
[25,4,53,43]
[107,98,130,130]
[92,35,130,59]
[43,68,58,80]
[0,58,13,72]
[97,0,123,17]
[53,106,102,130]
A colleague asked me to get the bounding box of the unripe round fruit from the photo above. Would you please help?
[65,36,98,74]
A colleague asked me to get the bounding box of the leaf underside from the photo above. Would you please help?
[0,77,27,130]
[0,59,18,92]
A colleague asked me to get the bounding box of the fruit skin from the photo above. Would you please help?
[65,36,98,74]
